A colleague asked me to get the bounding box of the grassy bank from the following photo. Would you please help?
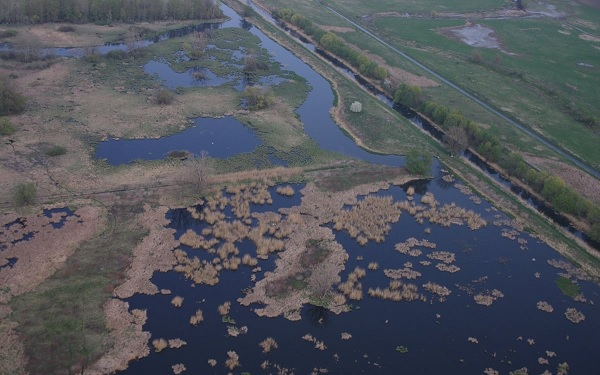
[9,199,148,374]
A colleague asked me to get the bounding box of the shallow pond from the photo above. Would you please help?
[94,3,404,167]
[118,171,600,374]
[95,116,262,165]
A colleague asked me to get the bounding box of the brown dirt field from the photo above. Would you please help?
[0,205,105,302]
[524,155,600,205]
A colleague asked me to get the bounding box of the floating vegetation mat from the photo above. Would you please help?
[109,178,600,375]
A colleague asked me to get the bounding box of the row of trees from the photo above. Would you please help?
[273,8,388,81]
[394,83,600,243]
[0,0,222,24]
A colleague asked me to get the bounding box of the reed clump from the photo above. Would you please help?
[423,282,452,297]
[179,229,218,250]
[368,262,379,270]
[260,337,279,353]
[341,332,352,340]
[338,267,366,300]
[173,249,220,285]
[368,281,425,302]
[208,359,217,367]
[212,220,249,243]
[435,263,461,273]
[565,307,585,323]
[384,267,421,280]
[332,195,401,244]
[302,334,327,350]
[474,289,504,306]
[242,254,259,266]
[171,363,186,374]
[168,339,187,349]
[218,301,231,316]
[190,309,204,325]
[536,301,553,313]
[225,351,240,370]
[171,296,184,308]
[427,251,456,264]
[395,237,436,257]
[276,185,295,196]
[152,338,168,352]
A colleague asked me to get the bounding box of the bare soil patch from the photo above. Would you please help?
[579,33,600,42]
[440,23,507,52]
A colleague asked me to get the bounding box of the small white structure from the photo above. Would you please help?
[350,101,362,113]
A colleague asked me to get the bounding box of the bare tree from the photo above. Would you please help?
[444,126,469,155]
[308,263,339,304]
[186,150,213,195]
[188,31,209,59]
[125,28,141,56]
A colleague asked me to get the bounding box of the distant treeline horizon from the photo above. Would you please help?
[0,0,222,24]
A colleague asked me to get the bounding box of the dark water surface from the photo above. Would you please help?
[95,117,261,164]
[119,171,600,374]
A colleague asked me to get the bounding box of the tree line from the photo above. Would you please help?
[0,0,222,24]
[273,8,388,81]
[394,84,600,243]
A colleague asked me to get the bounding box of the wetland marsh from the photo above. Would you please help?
[1,1,599,375]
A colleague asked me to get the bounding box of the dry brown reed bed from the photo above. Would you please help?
[474,289,504,306]
[368,280,426,302]
[395,237,436,257]
[564,307,585,323]
[225,350,240,370]
[171,363,186,374]
[483,368,499,375]
[173,249,219,285]
[113,206,178,299]
[0,205,105,302]
[384,267,422,280]
[240,180,427,320]
[152,338,168,352]
[171,296,184,308]
[276,185,295,196]
[333,195,402,244]
[227,325,248,337]
[427,251,456,264]
[435,263,461,273]
[259,337,279,353]
[218,301,231,316]
[423,282,452,298]
[302,334,327,350]
[189,309,204,326]
[338,267,366,300]
[168,339,187,349]
[85,300,150,375]
[536,301,554,313]
[547,259,592,281]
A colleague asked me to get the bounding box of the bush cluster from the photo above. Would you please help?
[0,76,27,116]
[274,8,387,81]
[394,83,600,242]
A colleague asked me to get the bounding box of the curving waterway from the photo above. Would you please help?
[108,4,600,375]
